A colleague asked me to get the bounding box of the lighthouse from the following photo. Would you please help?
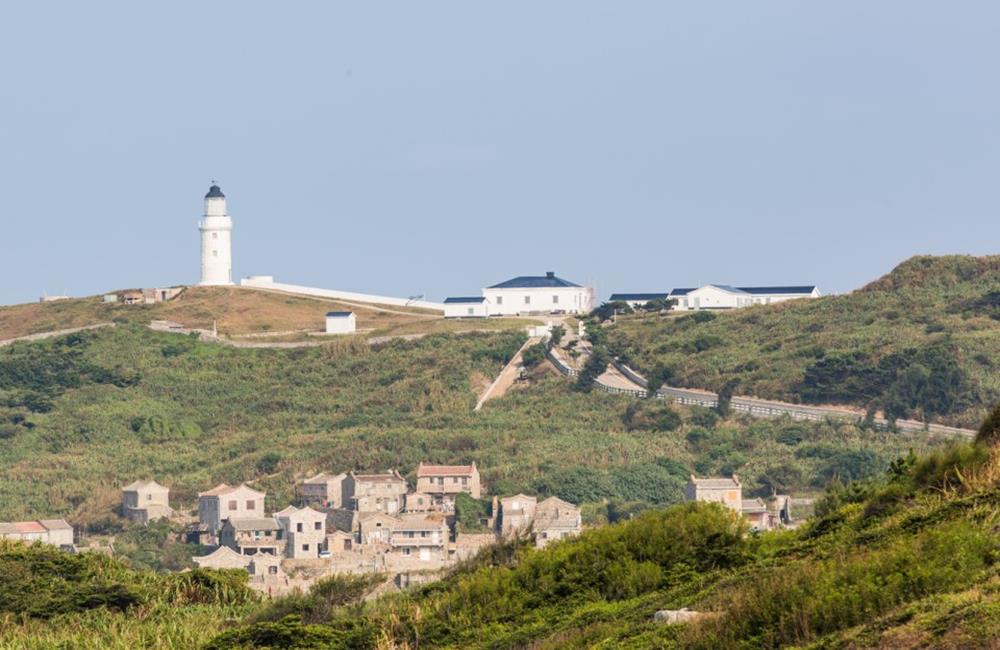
[199,183,233,285]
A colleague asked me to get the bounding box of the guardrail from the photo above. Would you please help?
[546,347,578,377]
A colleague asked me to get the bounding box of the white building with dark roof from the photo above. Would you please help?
[325,311,356,334]
[443,297,488,319]
[482,272,595,316]
[670,285,819,311]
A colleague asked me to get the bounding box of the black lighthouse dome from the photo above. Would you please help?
[205,184,225,199]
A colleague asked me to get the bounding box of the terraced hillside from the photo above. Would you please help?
[610,255,1000,428]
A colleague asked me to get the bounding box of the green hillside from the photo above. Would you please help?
[609,255,1000,428]
[5,408,1000,649]
[0,325,937,531]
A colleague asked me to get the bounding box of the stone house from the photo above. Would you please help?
[403,492,435,513]
[192,545,250,570]
[685,475,742,512]
[533,497,582,548]
[497,494,537,537]
[0,519,74,549]
[275,505,326,559]
[741,498,773,531]
[343,471,407,515]
[299,472,347,508]
[415,463,482,510]
[220,517,285,556]
[326,529,354,553]
[121,480,173,524]
[358,511,398,546]
[198,484,266,535]
[389,515,450,562]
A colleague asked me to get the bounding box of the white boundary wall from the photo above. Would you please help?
[240,277,445,312]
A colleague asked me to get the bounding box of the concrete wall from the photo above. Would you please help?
[240,277,445,311]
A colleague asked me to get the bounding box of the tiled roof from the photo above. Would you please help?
[11,521,46,533]
[226,517,280,531]
[736,286,817,295]
[488,273,581,289]
[122,479,168,493]
[741,499,768,514]
[302,472,345,485]
[669,288,695,296]
[417,463,477,477]
[352,470,405,483]
[689,475,741,489]
[326,311,354,317]
[608,293,669,302]
[444,297,486,304]
[198,483,264,498]
[39,519,73,531]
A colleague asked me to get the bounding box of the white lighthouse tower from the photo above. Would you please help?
[199,183,233,285]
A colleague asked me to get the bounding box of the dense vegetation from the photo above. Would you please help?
[610,255,1000,427]
[6,406,1000,648]
[0,325,938,537]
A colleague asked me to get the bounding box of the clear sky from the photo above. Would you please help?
[1,2,997,305]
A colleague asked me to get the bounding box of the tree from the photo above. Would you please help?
[641,298,676,312]
[575,347,610,392]
[549,325,565,347]
[716,380,738,417]
[520,343,547,369]
[591,301,632,323]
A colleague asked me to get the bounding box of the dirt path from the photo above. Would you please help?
[0,322,115,348]
[475,337,539,411]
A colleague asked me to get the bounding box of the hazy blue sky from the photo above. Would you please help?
[1,2,997,305]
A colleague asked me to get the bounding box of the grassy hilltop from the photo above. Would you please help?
[610,255,1000,428]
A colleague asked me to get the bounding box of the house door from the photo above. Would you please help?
[419,547,430,561]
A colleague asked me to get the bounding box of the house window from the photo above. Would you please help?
[462,477,468,485]
[452,477,458,483]
[296,523,304,533]
[146,494,151,501]
[265,530,272,537]
[246,500,255,510]
[524,296,531,305]
[553,295,558,304]
[314,521,322,530]
[467,307,474,316]
[402,547,411,556]
[302,544,309,551]
[212,232,218,239]
[268,565,278,575]
[213,250,218,257]
[228,500,237,510]
[496,296,503,305]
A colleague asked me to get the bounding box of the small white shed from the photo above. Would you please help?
[444,297,488,318]
[325,311,357,334]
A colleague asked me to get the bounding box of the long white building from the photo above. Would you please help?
[670,285,820,311]
[478,272,595,317]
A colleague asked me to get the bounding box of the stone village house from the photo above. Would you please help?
[121,480,173,524]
